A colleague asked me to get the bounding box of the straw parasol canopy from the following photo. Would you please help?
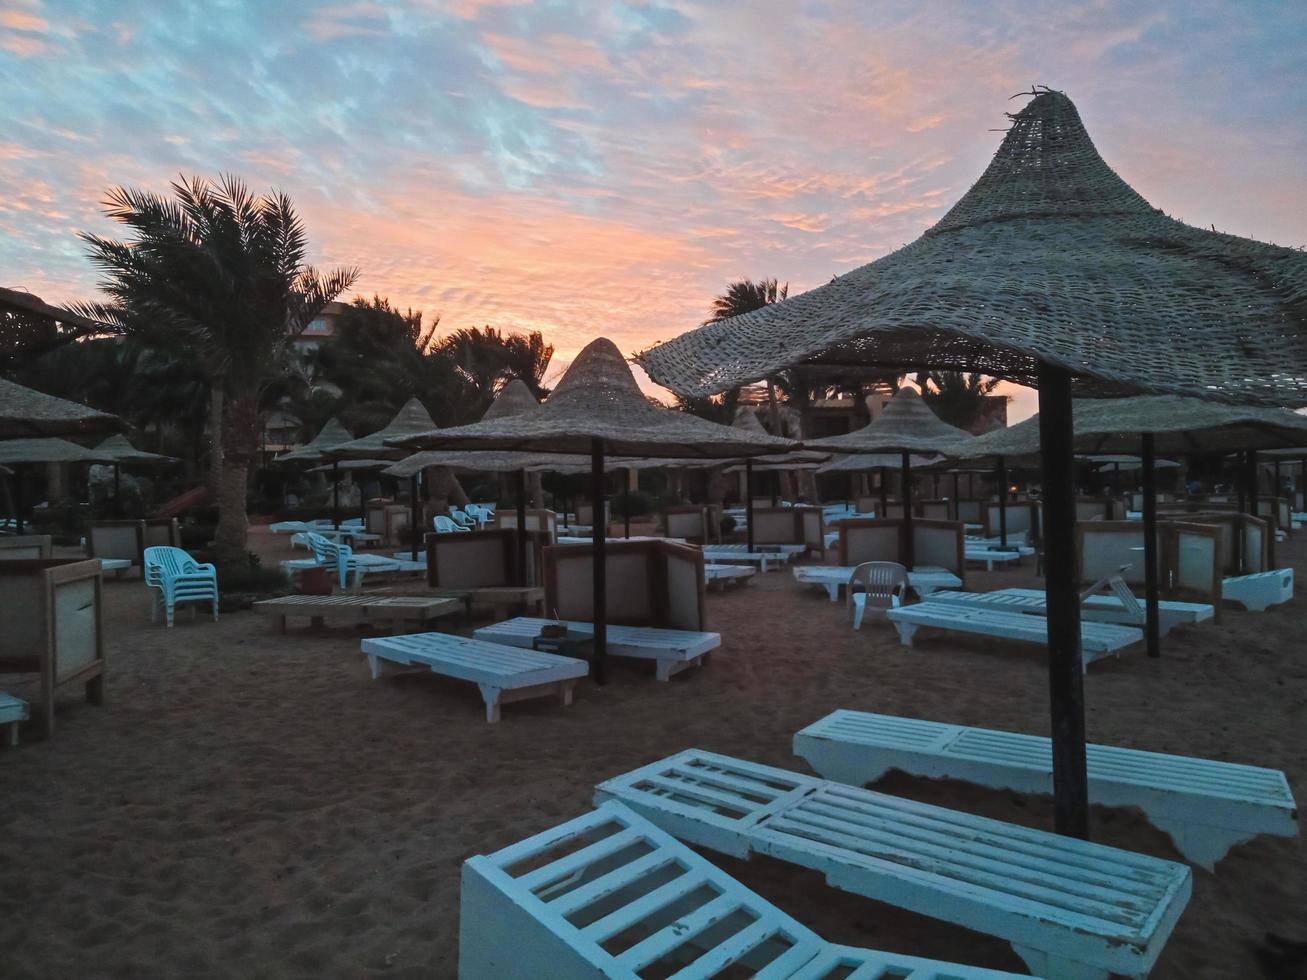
[392,338,798,459]
[274,417,354,464]
[0,437,115,466]
[481,378,540,420]
[807,387,974,454]
[1089,455,1180,470]
[0,377,122,439]
[307,458,394,473]
[950,396,1307,458]
[637,89,1307,408]
[329,399,437,460]
[817,452,938,474]
[94,433,176,466]
[0,286,108,334]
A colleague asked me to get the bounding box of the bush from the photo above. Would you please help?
[179,523,215,550]
[720,514,737,536]
[612,489,655,519]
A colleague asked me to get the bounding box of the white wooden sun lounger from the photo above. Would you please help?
[793,565,962,600]
[702,544,798,572]
[964,547,1024,571]
[886,603,1141,671]
[925,587,1214,636]
[596,750,1191,980]
[460,800,1029,980]
[1222,568,1294,611]
[794,710,1298,871]
[360,632,588,722]
[474,617,720,681]
[1,692,28,747]
[254,594,461,633]
[704,563,755,590]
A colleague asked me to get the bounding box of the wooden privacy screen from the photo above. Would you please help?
[426,529,548,588]
[1254,496,1292,535]
[1174,512,1271,574]
[0,535,52,560]
[981,501,1040,542]
[748,506,824,551]
[1076,521,1146,586]
[917,500,951,520]
[496,508,558,543]
[87,519,179,565]
[1075,497,1119,522]
[574,501,610,528]
[543,539,706,631]
[837,518,965,583]
[1160,522,1223,621]
[956,499,983,524]
[663,505,710,544]
[0,558,105,738]
[854,495,879,515]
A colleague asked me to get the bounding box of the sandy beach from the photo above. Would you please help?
[1,525,1303,979]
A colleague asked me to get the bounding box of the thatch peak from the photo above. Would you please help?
[549,338,640,405]
[482,378,540,420]
[808,386,973,454]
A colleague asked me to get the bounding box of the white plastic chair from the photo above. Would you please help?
[449,508,476,529]
[433,515,469,534]
[305,531,396,590]
[143,546,219,627]
[847,561,908,630]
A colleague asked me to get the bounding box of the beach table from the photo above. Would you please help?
[254,594,461,633]
[794,564,962,600]
[0,692,27,747]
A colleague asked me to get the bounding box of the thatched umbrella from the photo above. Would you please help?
[816,451,938,513]
[638,89,1307,839]
[94,434,177,517]
[807,388,975,565]
[273,417,354,528]
[0,437,114,532]
[0,378,121,439]
[391,338,797,681]
[325,400,436,538]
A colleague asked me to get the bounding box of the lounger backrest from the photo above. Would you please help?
[848,562,907,615]
[1076,521,1146,586]
[543,539,706,630]
[0,535,52,560]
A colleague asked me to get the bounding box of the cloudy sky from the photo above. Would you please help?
[2,0,1304,419]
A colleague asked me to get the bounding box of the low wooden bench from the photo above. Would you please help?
[474,617,720,682]
[927,587,1214,636]
[795,709,1298,870]
[887,602,1141,671]
[460,800,1027,979]
[1223,568,1294,611]
[597,750,1191,980]
[254,594,461,633]
[360,632,587,723]
[0,692,27,747]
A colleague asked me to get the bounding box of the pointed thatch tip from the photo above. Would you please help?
[552,338,642,400]
[482,378,540,421]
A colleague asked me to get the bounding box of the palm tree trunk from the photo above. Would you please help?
[208,383,224,498]
[765,379,795,501]
[212,387,258,564]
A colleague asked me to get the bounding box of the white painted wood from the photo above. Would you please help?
[885,603,1141,670]
[459,800,1025,979]
[703,563,755,590]
[964,547,1024,571]
[0,692,27,747]
[795,709,1298,870]
[474,617,720,682]
[794,565,962,601]
[596,750,1191,980]
[926,588,1214,636]
[1222,568,1294,611]
[361,632,587,723]
[702,544,799,572]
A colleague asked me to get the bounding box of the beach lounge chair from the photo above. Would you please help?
[701,544,796,572]
[474,617,720,681]
[885,602,1141,671]
[360,632,587,722]
[794,709,1300,871]
[254,593,461,633]
[1222,568,1294,612]
[1,691,27,747]
[964,546,1024,571]
[793,564,962,601]
[434,514,470,534]
[596,750,1191,980]
[460,799,1028,980]
[925,585,1215,636]
[703,562,754,590]
[143,546,218,627]
[305,531,400,590]
[846,561,907,629]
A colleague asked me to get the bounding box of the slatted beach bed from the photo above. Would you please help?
[474,617,720,681]
[885,602,1141,670]
[596,750,1191,980]
[703,563,755,590]
[794,710,1298,870]
[254,594,461,633]
[459,799,1029,979]
[1223,568,1294,611]
[360,632,588,722]
[925,587,1214,636]
[702,544,797,572]
[0,692,27,746]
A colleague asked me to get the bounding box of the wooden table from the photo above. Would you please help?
[254,594,462,633]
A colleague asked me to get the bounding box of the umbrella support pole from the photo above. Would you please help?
[1141,433,1161,659]
[332,460,340,530]
[952,472,960,521]
[410,474,420,562]
[590,439,607,685]
[878,468,888,520]
[901,451,914,570]
[997,457,1008,550]
[624,483,630,539]
[1038,364,1090,840]
[745,459,755,553]
[515,470,528,587]
[114,464,122,519]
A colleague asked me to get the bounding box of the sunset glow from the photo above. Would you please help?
[2,0,1305,419]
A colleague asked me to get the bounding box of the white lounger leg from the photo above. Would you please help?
[478,684,503,723]
[893,620,917,646]
[1148,818,1259,872]
[826,582,840,602]
[1011,945,1110,980]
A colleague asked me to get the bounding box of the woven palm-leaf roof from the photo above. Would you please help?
[385,450,592,478]
[274,417,354,464]
[94,434,176,466]
[391,338,797,458]
[0,378,121,438]
[329,399,436,459]
[0,437,114,465]
[950,395,1307,457]
[637,90,1307,407]
[308,458,395,473]
[817,451,939,474]
[482,378,540,420]
[808,387,974,454]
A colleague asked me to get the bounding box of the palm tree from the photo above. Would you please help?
[918,371,1003,432]
[77,175,357,563]
[439,326,554,411]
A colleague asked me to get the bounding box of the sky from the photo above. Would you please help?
[2,0,1305,422]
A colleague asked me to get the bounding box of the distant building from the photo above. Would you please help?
[291,301,348,351]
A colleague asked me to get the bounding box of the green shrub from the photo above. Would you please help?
[613,489,654,518]
[179,523,215,550]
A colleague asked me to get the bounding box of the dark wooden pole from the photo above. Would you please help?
[878,467,888,518]
[114,464,122,518]
[901,450,915,570]
[745,458,755,553]
[1141,433,1160,659]
[14,464,24,534]
[997,457,1008,549]
[590,439,607,685]
[623,479,631,539]
[331,459,340,528]
[952,471,961,521]
[1038,364,1090,839]
[410,473,420,561]
[1236,450,1247,514]
[515,469,528,586]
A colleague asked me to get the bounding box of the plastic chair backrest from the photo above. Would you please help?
[433,515,463,533]
[847,561,908,615]
[144,545,197,581]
